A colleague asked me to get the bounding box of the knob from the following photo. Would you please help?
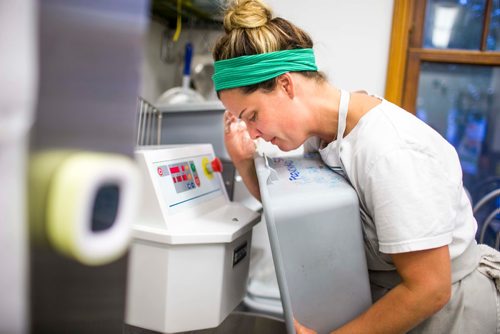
[202,157,223,180]
[210,157,223,173]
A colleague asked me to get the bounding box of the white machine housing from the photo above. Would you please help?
[126,144,260,333]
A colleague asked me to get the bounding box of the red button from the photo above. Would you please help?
[211,157,223,173]
[176,176,182,182]
[182,174,187,181]
[194,176,200,186]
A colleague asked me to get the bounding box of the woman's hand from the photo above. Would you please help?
[224,110,255,164]
[294,318,317,334]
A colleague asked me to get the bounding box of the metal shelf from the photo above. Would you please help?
[156,100,225,113]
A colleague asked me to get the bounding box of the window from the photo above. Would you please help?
[386,0,500,200]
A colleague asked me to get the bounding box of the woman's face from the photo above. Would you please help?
[219,76,309,151]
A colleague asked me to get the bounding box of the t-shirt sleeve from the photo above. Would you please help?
[365,147,459,254]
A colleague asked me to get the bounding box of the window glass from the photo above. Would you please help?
[416,62,500,195]
[423,0,486,49]
[487,0,500,50]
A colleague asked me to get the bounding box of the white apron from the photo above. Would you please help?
[319,89,500,333]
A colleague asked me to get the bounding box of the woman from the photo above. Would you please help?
[212,0,500,333]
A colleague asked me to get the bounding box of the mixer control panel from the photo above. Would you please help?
[157,160,201,194]
[151,153,224,212]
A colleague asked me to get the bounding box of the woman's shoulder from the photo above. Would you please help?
[345,100,443,167]
[351,98,440,148]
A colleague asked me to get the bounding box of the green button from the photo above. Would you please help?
[190,163,196,172]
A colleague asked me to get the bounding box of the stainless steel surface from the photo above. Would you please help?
[156,101,228,160]
[31,0,148,157]
[124,312,286,334]
[192,57,215,100]
[29,1,148,333]
[255,154,372,333]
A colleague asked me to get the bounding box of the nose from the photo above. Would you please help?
[247,125,261,140]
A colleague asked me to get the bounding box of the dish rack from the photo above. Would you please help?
[136,97,162,146]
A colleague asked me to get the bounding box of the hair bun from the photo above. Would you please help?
[223,0,273,32]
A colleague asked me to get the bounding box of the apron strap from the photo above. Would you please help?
[336,89,350,161]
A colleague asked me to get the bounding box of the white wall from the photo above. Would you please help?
[266,0,394,96]
[140,20,221,102]
[141,1,395,100]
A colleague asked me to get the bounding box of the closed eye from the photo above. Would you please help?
[249,112,257,122]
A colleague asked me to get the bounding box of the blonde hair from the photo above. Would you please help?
[213,0,325,93]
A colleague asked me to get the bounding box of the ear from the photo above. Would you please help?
[276,73,295,99]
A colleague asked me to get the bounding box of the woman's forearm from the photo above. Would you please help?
[332,280,449,334]
[332,246,451,334]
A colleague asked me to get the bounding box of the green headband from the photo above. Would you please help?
[212,48,318,91]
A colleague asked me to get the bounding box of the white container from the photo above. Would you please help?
[126,145,260,333]
[255,152,372,334]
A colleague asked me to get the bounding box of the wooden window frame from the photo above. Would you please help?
[385,0,500,114]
